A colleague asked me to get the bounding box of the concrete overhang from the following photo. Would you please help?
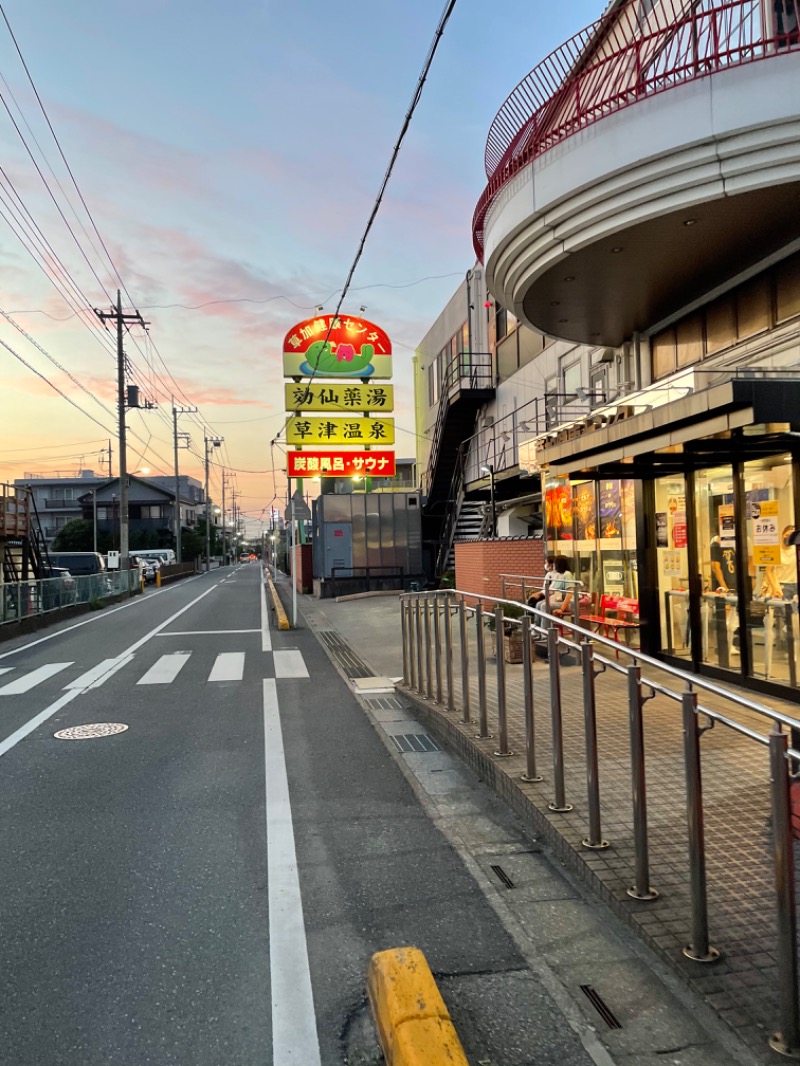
[484,54,800,347]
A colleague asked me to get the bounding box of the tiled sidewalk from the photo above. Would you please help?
[399,615,799,1061]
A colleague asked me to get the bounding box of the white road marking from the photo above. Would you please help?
[263,679,321,1064]
[0,668,12,677]
[0,582,219,759]
[260,580,272,652]
[208,652,245,682]
[0,663,74,695]
[137,652,191,685]
[64,656,134,691]
[273,650,309,679]
[0,572,206,661]
[0,690,81,757]
[158,629,259,636]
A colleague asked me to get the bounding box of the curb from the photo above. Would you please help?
[367,946,469,1066]
[265,574,291,630]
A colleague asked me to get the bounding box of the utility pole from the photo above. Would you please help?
[95,292,147,573]
[172,404,196,563]
[221,472,227,567]
[204,434,223,571]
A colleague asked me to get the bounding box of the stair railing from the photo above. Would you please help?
[434,442,468,578]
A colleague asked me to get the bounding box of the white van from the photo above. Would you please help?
[131,549,176,565]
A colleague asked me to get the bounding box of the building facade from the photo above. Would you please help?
[472,0,800,697]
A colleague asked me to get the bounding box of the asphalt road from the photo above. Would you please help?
[0,565,602,1065]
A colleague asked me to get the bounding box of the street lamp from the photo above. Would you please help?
[480,464,497,538]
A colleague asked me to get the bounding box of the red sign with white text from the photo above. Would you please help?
[288,450,395,478]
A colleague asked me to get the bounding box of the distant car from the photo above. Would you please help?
[239,553,249,563]
[132,556,160,584]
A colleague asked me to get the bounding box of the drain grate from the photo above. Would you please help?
[389,733,441,754]
[317,631,373,678]
[490,864,515,889]
[579,985,622,1029]
[365,695,404,711]
[54,723,129,740]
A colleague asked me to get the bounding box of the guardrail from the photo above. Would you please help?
[399,587,800,1057]
[1,569,139,626]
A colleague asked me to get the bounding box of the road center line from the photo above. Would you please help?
[263,679,320,1065]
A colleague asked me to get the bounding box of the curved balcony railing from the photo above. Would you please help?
[474,0,800,261]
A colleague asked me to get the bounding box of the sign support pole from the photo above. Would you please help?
[289,477,297,627]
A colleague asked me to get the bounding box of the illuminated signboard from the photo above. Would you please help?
[288,451,396,477]
[282,314,392,380]
[287,416,395,446]
[284,382,394,413]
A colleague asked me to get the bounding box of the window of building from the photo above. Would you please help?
[562,359,582,399]
[776,254,800,323]
[650,251,800,380]
[705,294,736,355]
[737,275,771,340]
[495,305,508,342]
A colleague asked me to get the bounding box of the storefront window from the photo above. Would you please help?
[694,466,739,671]
[742,455,798,688]
[546,476,638,638]
[654,475,690,660]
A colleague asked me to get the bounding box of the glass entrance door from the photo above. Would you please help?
[694,466,740,671]
[654,475,690,660]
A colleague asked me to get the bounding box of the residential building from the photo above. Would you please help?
[470,0,800,698]
[78,475,202,549]
[15,472,104,547]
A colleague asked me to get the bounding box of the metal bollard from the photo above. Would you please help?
[581,638,608,849]
[433,593,443,704]
[521,614,542,783]
[627,664,658,900]
[420,601,426,699]
[768,728,800,1058]
[459,600,471,724]
[424,595,433,700]
[444,598,455,712]
[475,602,491,738]
[401,596,410,687]
[494,606,513,757]
[681,688,719,962]
[547,627,572,811]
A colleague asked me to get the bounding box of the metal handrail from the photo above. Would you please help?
[474,0,800,259]
[399,584,800,1053]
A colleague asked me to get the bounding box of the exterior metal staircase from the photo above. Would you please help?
[1,483,49,586]
[423,352,494,576]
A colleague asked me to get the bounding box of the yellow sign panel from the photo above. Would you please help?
[754,545,781,565]
[286,416,395,446]
[753,498,781,565]
[284,382,394,414]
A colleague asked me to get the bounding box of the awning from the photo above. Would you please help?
[535,378,800,477]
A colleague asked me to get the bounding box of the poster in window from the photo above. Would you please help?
[621,480,636,542]
[718,503,736,547]
[545,483,573,542]
[598,480,621,539]
[656,512,668,548]
[752,499,781,565]
[572,482,596,541]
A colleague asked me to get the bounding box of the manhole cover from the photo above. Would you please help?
[54,723,129,740]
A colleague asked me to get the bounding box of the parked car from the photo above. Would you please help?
[48,552,110,597]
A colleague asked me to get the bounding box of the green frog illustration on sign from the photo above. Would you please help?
[305,340,375,376]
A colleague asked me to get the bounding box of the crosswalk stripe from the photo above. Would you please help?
[65,657,133,691]
[137,652,191,685]
[208,652,245,682]
[0,662,74,695]
[0,668,12,677]
[273,650,309,679]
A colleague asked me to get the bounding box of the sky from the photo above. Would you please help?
[0,0,603,534]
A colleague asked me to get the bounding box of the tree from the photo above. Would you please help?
[52,519,93,551]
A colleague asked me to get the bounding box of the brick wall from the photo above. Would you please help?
[454,539,545,604]
[294,543,313,593]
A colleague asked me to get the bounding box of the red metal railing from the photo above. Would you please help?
[474,0,800,262]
